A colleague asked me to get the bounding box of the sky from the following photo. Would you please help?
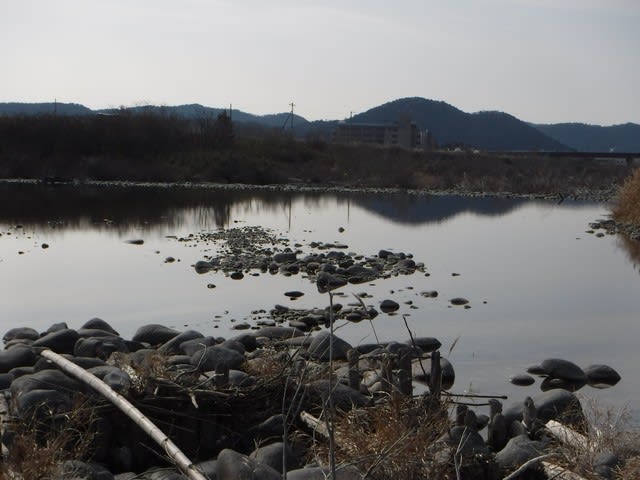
[1,0,639,125]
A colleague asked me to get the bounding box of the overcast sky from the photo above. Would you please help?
[2,0,639,125]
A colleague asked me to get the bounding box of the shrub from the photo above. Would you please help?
[613,168,640,225]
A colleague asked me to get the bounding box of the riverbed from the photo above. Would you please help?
[1,182,637,420]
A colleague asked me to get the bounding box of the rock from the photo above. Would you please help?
[503,389,584,427]
[250,442,299,473]
[230,271,244,280]
[0,372,14,389]
[194,260,213,274]
[77,328,119,339]
[307,331,353,362]
[407,337,441,353]
[74,336,129,359]
[0,345,36,373]
[252,326,305,340]
[540,358,587,387]
[16,388,73,419]
[274,252,297,263]
[285,291,304,298]
[439,426,489,455]
[191,346,245,371]
[56,460,115,480]
[217,448,280,480]
[180,336,217,356]
[420,290,438,298]
[526,364,547,376]
[583,364,621,387]
[11,369,81,400]
[81,318,120,336]
[45,322,68,333]
[194,459,217,480]
[125,239,144,245]
[286,466,362,480]
[228,370,256,387]
[509,374,536,386]
[316,271,348,293]
[449,297,469,306]
[379,299,399,313]
[495,434,546,471]
[229,334,258,352]
[3,327,40,343]
[306,380,370,410]
[132,324,181,345]
[33,328,80,354]
[411,357,456,390]
[158,330,204,355]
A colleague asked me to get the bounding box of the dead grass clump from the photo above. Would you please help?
[546,399,640,479]
[327,396,452,479]
[613,168,640,225]
[0,396,97,479]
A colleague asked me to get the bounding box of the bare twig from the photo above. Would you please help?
[502,454,556,480]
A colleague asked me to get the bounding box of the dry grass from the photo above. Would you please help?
[0,396,97,479]
[322,395,455,479]
[613,168,640,225]
[544,398,640,479]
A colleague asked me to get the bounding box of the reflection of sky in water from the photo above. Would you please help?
[0,184,638,419]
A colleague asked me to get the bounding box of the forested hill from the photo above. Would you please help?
[351,97,570,151]
[533,122,640,153]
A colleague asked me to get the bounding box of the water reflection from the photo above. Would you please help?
[618,234,640,273]
[0,183,597,232]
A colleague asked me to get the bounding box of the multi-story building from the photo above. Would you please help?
[332,117,426,149]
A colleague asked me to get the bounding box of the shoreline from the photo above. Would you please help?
[0,177,619,203]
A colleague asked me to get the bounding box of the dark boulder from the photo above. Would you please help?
[252,326,305,340]
[412,357,456,390]
[250,442,299,473]
[0,345,36,373]
[286,466,361,480]
[540,358,587,387]
[306,380,370,410]
[81,318,120,336]
[180,336,217,356]
[16,388,72,418]
[3,327,39,343]
[584,364,621,387]
[11,369,81,400]
[74,336,129,359]
[510,374,536,386]
[407,337,441,353]
[217,448,280,480]
[158,330,204,355]
[132,324,180,345]
[307,332,352,362]
[495,434,546,472]
[379,299,399,313]
[33,329,80,354]
[191,346,245,371]
[503,389,584,427]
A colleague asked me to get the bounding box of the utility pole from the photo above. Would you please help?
[289,102,295,134]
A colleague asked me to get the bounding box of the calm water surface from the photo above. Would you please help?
[1,183,638,418]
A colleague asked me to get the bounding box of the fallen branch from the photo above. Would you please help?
[40,349,208,480]
[541,461,589,480]
[502,453,555,480]
[545,420,591,452]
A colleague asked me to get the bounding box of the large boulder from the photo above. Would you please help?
[191,346,245,371]
[495,434,546,471]
[540,358,587,387]
[584,364,621,387]
[80,318,120,336]
[132,324,180,345]
[307,332,352,362]
[0,345,36,373]
[252,327,305,340]
[250,442,299,473]
[217,448,280,480]
[3,327,39,343]
[33,329,80,354]
[411,357,456,390]
[286,466,361,480]
[11,369,81,400]
[74,336,129,359]
[16,388,72,419]
[158,330,204,355]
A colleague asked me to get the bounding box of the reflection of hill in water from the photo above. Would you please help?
[351,193,598,225]
[352,194,526,225]
[0,183,595,231]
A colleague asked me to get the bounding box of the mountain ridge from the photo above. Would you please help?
[2,99,638,152]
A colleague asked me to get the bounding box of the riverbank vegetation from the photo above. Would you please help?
[613,168,640,225]
[0,112,632,194]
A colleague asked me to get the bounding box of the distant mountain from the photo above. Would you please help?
[0,102,93,116]
[350,97,570,151]
[532,122,640,153]
[3,99,639,152]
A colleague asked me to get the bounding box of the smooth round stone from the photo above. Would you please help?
[284,291,304,298]
[3,327,40,343]
[408,337,441,353]
[380,299,400,313]
[81,317,119,335]
[450,297,469,306]
[510,374,535,386]
[125,239,144,245]
[583,364,621,387]
[230,271,244,280]
[526,364,547,376]
[540,358,587,386]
